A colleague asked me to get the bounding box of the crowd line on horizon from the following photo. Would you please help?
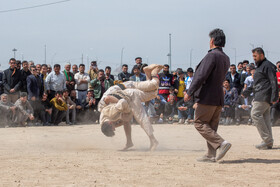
[0,55,280,127]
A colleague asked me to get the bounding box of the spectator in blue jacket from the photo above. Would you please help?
[130,65,146,82]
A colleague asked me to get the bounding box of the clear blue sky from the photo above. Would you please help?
[1,0,280,73]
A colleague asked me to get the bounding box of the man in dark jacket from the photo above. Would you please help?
[20,61,31,93]
[251,47,278,150]
[118,64,131,82]
[226,64,242,94]
[27,65,44,100]
[0,71,3,95]
[3,58,22,103]
[184,28,231,162]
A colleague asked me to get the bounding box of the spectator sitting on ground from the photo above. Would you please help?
[62,90,76,125]
[14,92,34,127]
[235,89,253,125]
[271,91,280,126]
[177,90,194,124]
[41,92,53,126]
[167,87,177,102]
[0,93,17,127]
[50,91,68,126]
[164,94,177,124]
[150,97,165,124]
[83,90,99,123]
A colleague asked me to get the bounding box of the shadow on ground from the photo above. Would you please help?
[220,158,280,164]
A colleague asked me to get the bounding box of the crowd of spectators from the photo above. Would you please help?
[0,55,280,128]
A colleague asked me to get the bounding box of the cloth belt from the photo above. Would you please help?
[109,94,123,100]
[117,84,126,90]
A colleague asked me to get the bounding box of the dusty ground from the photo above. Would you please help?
[1,124,280,187]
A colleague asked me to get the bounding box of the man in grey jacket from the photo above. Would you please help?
[251,47,278,149]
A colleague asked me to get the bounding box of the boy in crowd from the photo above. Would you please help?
[63,90,76,125]
[50,91,68,126]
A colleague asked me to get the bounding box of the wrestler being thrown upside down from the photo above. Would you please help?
[98,64,163,151]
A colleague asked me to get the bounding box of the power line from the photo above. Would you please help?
[0,0,71,14]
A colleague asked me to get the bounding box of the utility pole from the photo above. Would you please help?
[233,48,237,65]
[190,49,193,68]
[167,34,172,70]
[44,45,47,64]
[12,48,17,58]
[81,54,84,64]
[120,47,124,66]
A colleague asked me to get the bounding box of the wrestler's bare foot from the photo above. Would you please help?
[121,142,134,151]
[149,139,159,152]
[151,65,164,77]
[143,64,158,80]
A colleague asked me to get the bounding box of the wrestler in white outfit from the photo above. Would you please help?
[99,64,163,151]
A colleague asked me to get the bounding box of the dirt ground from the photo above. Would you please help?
[1,124,280,187]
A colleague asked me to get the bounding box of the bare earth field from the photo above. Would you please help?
[1,124,280,187]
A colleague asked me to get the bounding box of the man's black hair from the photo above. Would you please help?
[187,67,194,73]
[163,64,169,68]
[122,64,128,68]
[20,92,27,97]
[133,64,140,70]
[55,91,63,95]
[9,58,16,63]
[105,66,111,70]
[238,62,243,66]
[252,47,265,56]
[54,64,60,68]
[41,64,47,68]
[79,64,85,67]
[101,122,115,137]
[230,64,236,67]
[209,28,226,47]
[16,60,21,65]
[135,57,142,61]
[276,61,280,65]
[243,60,249,64]
[224,79,230,83]
[98,69,104,73]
